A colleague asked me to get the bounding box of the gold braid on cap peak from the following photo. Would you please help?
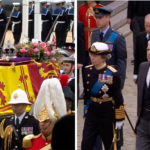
[0,119,13,150]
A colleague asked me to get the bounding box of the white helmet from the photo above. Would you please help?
[8,88,32,105]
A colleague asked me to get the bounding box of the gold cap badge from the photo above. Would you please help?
[13,93,18,99]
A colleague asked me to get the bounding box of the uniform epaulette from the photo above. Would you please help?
[85,65,93,68]
[112,29,122,35]
[107,65,117,73]
[23,133,41,148]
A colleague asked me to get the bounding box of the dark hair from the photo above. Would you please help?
[51,115,75,150]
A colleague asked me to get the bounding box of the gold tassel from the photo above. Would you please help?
[32,59,42,67]
[23,134,34,148]
[0,119,5,138]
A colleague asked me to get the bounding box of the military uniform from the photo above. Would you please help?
[0,113,40,150]
[52,7,69,48]
[41,7,52,42]
[81,42,125,150]
[24,133,51,150]
[11,3,22,45]
[28,6,34,41]
[68,6,74,38]
[0,5,7,47]
[23,78,67,150]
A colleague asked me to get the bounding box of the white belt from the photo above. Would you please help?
[0,19,4,22]
[28,19,33,22]
[42,20,49,23]
[12,21,21,33]
[54,21,65,32]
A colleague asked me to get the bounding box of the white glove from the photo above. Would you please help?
[115,121,123,129]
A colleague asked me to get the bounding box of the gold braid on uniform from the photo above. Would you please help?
[115,106,125,120]
[0,119,13,150]
[85,7,96,22]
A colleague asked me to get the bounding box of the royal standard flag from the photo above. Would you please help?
[0,62,60,115]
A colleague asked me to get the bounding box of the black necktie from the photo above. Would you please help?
[16,118,19,128]
[100,32,104,41]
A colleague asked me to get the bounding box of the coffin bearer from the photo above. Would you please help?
[53,1,69,48]
[0,86,40,150]
[28,0,34,41]
[23,78,67,150]
[0,0,7,47]
[41,0,52,42]
[11,2,22,45]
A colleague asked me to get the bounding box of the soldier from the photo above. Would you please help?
[62,55,75,93]
[0,86,40,150]
[28,0,34,41]
[11,2,22,45]
[23,78,67,150]
[53,1,69,48]
[81,42,125,150]
[46,2,53,14]
[61,1,68,13]
[78,1,103,99]
[41,0,52,42]
[0,0,7,47]
[63,85,75,113]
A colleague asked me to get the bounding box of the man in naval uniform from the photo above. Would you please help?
[11,3,22,45]
[53,1,69,48]
[89,7,127,150]
[41,0,52,42]
[63,85,75,114]
[28,0,34,41]
[62,55,75,94]
[0,86,40,150]
[0,0,7,47]
[23,78,67,150]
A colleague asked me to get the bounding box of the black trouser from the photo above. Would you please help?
[82,103,114,150]
[131,15,145,59]
[136,118,150,150]
[28,21,34,41]
[42,22,51,42]
[0,24,6,47]
[13,24,22,45]
[55,30,67,48]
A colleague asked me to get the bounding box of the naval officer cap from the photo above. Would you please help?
[29,0,33,3]
[41,0,47,4]
[13,2,20,7]
[89,42,111,55]
[94,7,113,17]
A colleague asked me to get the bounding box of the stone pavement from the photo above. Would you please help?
[78,33,137,150]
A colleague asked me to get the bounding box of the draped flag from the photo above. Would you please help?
[0,62,60,115]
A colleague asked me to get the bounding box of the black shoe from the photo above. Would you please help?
[79,92,85,99]
[131,60,134,63]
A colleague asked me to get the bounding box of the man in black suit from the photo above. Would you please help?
[136,45,150,150]
[77,21,85,103]
[127,1,150,63]
[133,14,150,84]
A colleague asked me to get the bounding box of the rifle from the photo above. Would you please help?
[0,7,14,47]
[44,13,60,42]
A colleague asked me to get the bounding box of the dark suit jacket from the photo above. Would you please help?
[90,27,127,89]
[127,1,150,19]
[77,20,85,65]
[134,32,148,75]
[136,62,150,128]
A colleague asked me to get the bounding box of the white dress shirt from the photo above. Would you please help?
[15,112,26,125]
[146,67,150,88]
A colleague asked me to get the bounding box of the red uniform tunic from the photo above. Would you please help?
[78,3,103,50]
[26,134,51,150]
